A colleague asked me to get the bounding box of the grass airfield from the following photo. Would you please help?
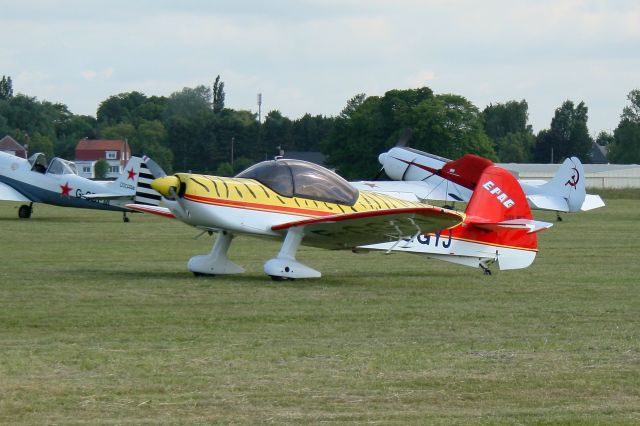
[0,196,639,424]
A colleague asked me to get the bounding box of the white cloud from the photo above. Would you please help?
[1,1,639,133]
[81,70,97,81]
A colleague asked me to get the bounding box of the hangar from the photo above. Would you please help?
[498,162,640,189]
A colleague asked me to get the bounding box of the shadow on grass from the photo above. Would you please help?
[60,266,454,289]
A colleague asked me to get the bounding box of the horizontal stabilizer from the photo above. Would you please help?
[126,203,175,218]
[581,194,605,211]
[469,218,553,234]
[83,193,132,201]
[526,194,570,212]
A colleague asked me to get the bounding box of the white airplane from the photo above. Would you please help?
[0,151,160,221]
[354,146,605,216]
[128,159,551,279]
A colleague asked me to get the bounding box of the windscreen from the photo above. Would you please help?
[236,159,359,205]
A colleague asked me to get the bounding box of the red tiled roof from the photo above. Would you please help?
[76,139,128,151]
[0,135,26,151]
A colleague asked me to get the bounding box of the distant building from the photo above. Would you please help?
[0,135,27,158]
[498,162,640,189]
[281,151,327,166]
[590,142,608,164]
[75,139,131,179]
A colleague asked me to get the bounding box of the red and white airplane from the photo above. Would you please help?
[354,146,605,215]
[0,151,160,221]
[128,159,551,279]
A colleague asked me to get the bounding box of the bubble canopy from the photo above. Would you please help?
[236,159,359,206]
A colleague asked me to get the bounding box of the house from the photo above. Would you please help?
[0,135,27,158]
[75,139,131,179]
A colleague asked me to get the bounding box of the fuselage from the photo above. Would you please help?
[0,151,129,211]
[154,173,441,237]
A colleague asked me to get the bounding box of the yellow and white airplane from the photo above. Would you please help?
[128,159,551,280]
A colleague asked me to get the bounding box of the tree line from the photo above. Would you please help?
[1,74,639,179]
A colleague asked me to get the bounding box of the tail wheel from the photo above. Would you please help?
[18,204,32,219]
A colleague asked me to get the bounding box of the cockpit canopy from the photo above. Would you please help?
[28,153,78,175]
[47,157,78,175]
[236,159,359,206]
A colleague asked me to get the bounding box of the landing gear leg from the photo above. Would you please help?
[123,212,130,223]
[18,203,33,219]
[188,231,245,276]
[556,212,563,222]
[264,227,321,280]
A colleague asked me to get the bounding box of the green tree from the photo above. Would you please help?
[291,114,335,151]
[595,130,615,146]
[25,132,54,159]
[100,120,173,172]
[97,92,148,125]
[55,115,98,159]
[411,93,496,160]
[324,88,496,179]
[94,159,109,179]
[534,100,592,163]
[608,89,640,163]
[262,111,294,158]
[165,85,211,119]
[212,75,225,113]
[0,75,13,100]
[483,100,534,162]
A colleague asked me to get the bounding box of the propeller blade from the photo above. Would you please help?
[396,128,413,147]
[142,156,167,178]
[371,166,386,181]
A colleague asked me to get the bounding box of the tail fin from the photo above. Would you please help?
[533,157,586,212]
[462,165,552,269]
[107,156,143,195]
[107,156,161,206]
[440,154,495,189]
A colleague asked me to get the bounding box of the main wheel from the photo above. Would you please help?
[270,275,295,281]
[18,204,32,219]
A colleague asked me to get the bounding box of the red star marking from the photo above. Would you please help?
[127,168,137,180]
[60,182,72,197]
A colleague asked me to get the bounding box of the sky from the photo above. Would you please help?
[1,0,639,135]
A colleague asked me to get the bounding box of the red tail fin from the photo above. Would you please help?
[465,165,532,222]
[440,154,494,190]
[461,166,542,251]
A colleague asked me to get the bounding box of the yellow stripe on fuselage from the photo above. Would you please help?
[178,173,428,218]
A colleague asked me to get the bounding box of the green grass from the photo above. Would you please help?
[1,198,639,424]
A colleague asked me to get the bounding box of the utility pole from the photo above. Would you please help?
[231,136,235,168]
[257,93,262,123]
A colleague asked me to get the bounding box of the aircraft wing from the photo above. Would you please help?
[272,207,463,250]
[351,180,471,203]
[0,181,31,202]
[126,203,175,218]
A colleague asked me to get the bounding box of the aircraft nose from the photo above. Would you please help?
[378,152,387,166]
[152,176,180,198]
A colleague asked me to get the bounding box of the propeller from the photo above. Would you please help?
[371,128,413,180]
[142,155,167,179]
[396,128,412,148]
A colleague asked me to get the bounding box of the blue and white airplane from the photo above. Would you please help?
[0,151,160,221]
